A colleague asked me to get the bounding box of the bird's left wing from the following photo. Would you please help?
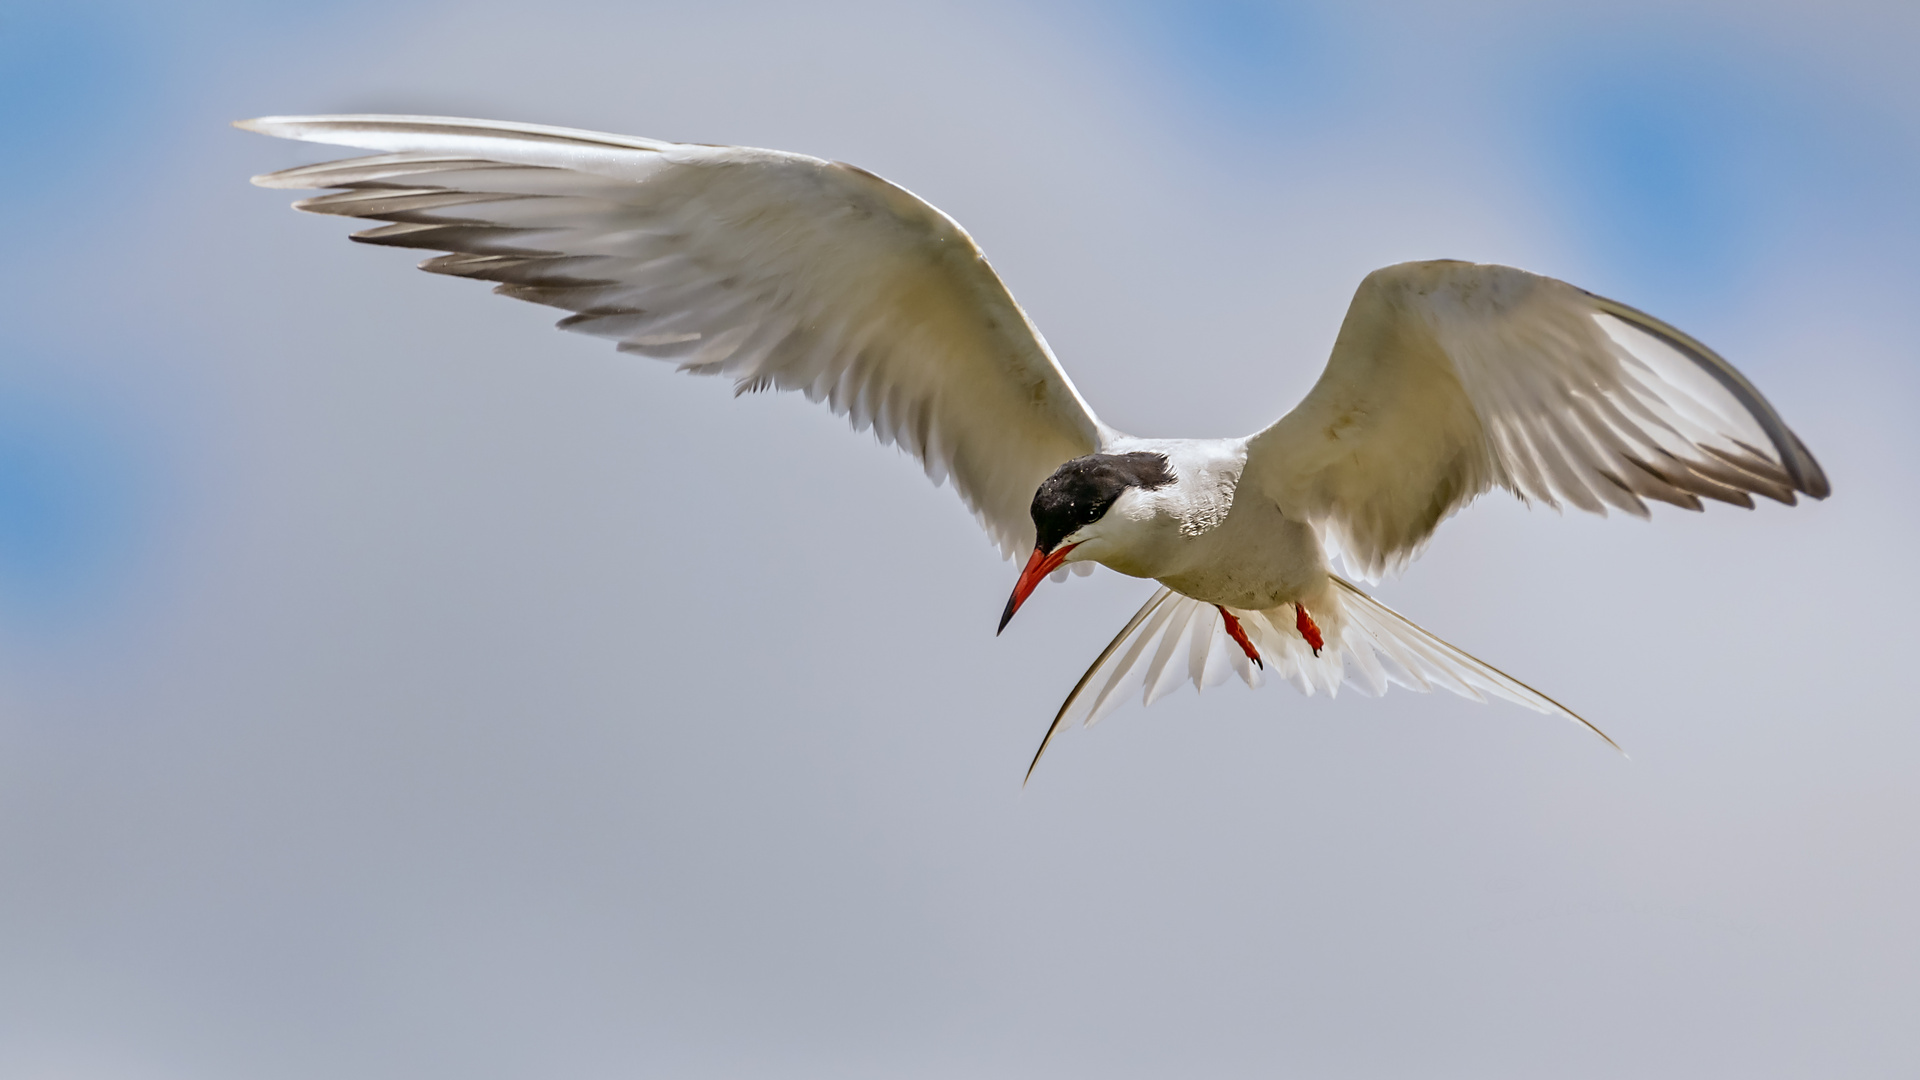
[1245,260,1829,581]
[239,115,1117,557]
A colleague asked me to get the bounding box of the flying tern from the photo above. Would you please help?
[239,115,1830,777]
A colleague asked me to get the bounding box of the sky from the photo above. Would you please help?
[1,1,1917,1076]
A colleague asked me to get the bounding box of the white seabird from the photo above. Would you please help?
[238,115,1830,778]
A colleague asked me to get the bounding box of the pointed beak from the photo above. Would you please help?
[998,543,1078,634]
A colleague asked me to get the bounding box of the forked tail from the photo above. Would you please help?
[1024,576,1618,783]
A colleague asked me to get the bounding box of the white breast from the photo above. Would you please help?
[1080,437,1329,609]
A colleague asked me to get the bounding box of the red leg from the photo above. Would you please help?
[1217,606,1263,669]
[1295,603,1323,656]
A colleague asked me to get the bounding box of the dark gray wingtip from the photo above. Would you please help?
[1587,294,1832,501]
[1785,429,1832,500]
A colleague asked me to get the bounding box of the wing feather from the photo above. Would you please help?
[240,115,1119,557]
[1246,260,1828,580]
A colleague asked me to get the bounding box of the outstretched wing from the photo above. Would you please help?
[240,114,1119,557]
[1245,260,1829,581]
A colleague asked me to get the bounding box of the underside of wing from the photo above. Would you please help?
[1246,260,1830,581]
[240,115,1117,557]
[1025,577,1611,780]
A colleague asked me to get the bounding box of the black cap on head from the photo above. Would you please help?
[1029,452,1175,553]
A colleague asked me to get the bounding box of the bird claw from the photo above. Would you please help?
[1218,605,1324,665]
[1217,607,1263,669]
[1296,603,1323,657]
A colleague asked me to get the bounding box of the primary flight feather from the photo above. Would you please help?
[239,114,1829,776]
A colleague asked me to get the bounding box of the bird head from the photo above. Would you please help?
[998,451,1176,633]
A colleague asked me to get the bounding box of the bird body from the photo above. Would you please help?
[238,114,1829,774]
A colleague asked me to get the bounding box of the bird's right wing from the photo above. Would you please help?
[240,114,1118,558]
[1244,260,1828,581]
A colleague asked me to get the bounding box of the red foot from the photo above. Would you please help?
[1217,607,1263,669]
[1295,603,1324,656]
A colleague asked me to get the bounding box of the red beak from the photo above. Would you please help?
[998,543,1078,634]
